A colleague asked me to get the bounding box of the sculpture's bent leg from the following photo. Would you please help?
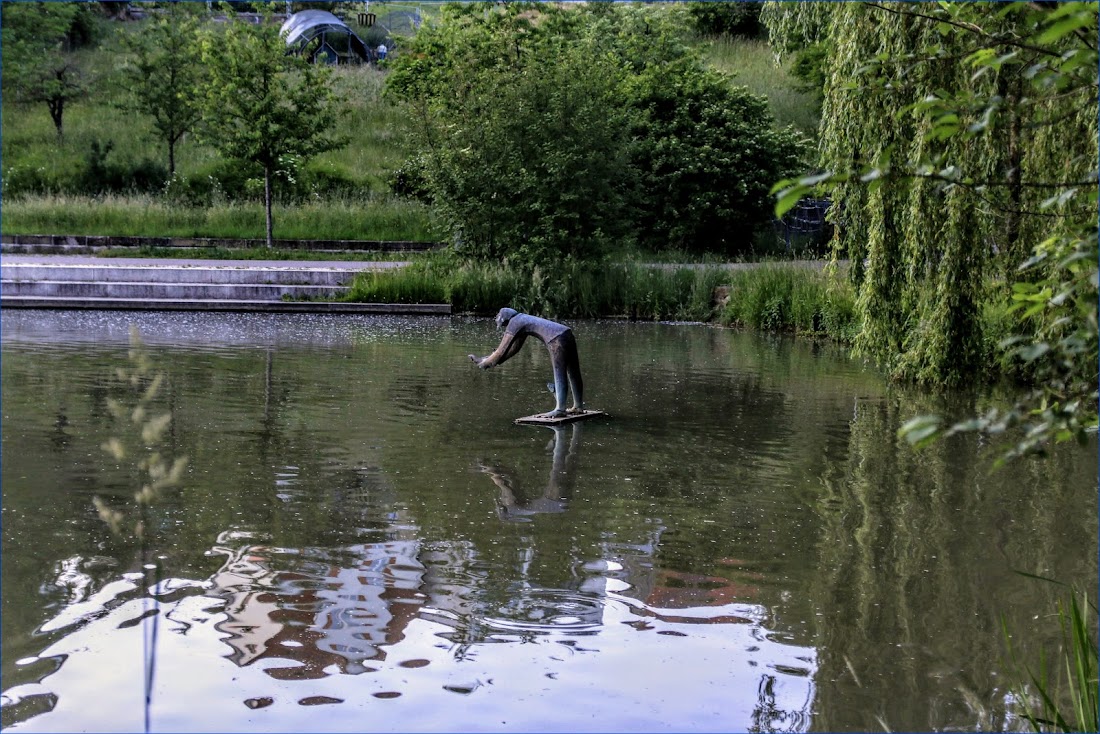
[545,338,571,418]
[550,330,584,413]
[564,338,584,413]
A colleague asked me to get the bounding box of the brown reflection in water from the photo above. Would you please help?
[298,696,344,706]
[208,540,423,679]
[644,567,761,610]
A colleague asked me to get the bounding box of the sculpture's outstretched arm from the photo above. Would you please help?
[469,332,527,369]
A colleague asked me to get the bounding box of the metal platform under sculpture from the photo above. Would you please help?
[514,410,608,426]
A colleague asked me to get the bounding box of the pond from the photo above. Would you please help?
[1,310,1096,732]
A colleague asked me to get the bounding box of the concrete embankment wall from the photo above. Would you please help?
[0,255,450,315]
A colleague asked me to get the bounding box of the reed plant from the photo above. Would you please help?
[1004,585,1099,732]
[718,264,858,340]
[344,255,733,323]
[93,328,187,734]
[344,258,448,304]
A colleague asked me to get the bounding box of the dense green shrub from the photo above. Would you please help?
[387,154,431,202]
[686,2,764,39]
[388,2,808,264]
[789,42,828,96]
[160,157,364,206]
[2,161,76,196]
[626,60,806,256]
[300,162,362,199]
[388,4,636,265]
[82,139,168,195]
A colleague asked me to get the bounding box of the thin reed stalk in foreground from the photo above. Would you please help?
[1003,578,1099,733]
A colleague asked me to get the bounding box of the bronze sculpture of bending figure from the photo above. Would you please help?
[469,308,585,418]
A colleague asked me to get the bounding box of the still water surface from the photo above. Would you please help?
[1,310,1096,732]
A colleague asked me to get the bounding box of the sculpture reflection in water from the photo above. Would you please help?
[178,426,812,728]
[477,423,581,521]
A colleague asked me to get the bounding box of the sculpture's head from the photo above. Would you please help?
[495,307,518,329]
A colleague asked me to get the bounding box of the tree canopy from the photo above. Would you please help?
[0,2,97,143]
[116,4,206,177]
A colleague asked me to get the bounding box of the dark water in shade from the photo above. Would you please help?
[1,310,1095,732]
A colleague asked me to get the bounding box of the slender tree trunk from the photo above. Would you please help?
[168,140,176,179]
[264,165,274,248]
[48,99,65,145]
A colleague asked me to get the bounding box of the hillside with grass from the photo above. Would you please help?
[1,2,818,250]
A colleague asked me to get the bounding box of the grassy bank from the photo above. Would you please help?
[2,18,820,249]
[345,257,728,322]
[1,193,435,242]
[1,50,411,198]
[344,255,859,339]
[717,264,858,340]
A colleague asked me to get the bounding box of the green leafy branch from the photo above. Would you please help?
[899,221,1098,465]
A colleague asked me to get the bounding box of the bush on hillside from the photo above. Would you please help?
[82,139,168,195]
[686,2,764,39]
[626,59,807,256]
[387,2,808,265]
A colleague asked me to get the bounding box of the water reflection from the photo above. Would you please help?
[2,311,1094,732]
[5,522,817,731]
[478,424,581,520]
[809,390,1098,732]
[209,535,425,677]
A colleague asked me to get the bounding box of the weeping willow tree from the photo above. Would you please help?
[764,1,1098,457]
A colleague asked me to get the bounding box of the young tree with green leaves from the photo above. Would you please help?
[197,5,344,247]
[116,4,206,178]
[1,2,91,144]
[388,3,636,264]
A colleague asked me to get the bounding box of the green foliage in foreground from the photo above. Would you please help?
[767,2,1097,387]
[0,193,435,242]
[343,255,857,336]
[768,1,1098,462]
[1004,583,1098,733]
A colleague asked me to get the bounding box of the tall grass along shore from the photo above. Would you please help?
[343,256,859,341]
